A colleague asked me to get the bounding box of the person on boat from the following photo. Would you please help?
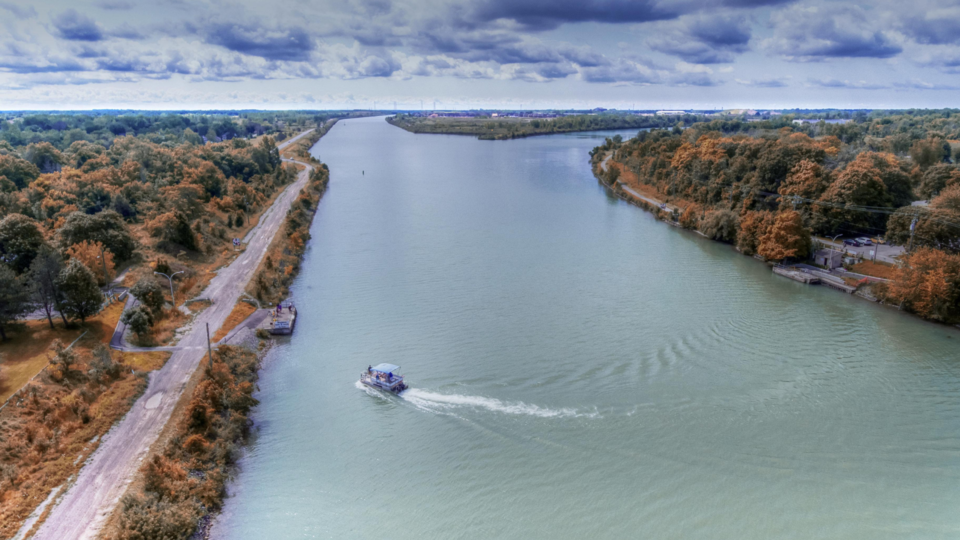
[367,365,372,374]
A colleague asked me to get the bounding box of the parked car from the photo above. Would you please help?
[843,239,862,247]
[855,237,873,245]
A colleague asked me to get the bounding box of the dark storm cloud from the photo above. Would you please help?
[53,9,106,41]
[648,14,752,63]
[204,22,316,61]
[765,5,902,61]
[469,0,680,30]
[901,15,960,45]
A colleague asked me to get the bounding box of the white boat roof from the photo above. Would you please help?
[371,363,400,373]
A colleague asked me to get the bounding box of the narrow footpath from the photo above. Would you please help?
[31,131,316,540]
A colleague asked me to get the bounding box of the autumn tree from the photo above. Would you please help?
[779,160,829,201]
[887,247,960,322]
[65,240,115,286]
[0,213,47,273]
[736,210,775,256]
[28,246,68,328]
[56,259,104,324]
[758,210,812,262]
[0,264,29,340]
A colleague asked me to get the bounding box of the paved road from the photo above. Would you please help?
[817,238,904,264]
[32,133,316,540]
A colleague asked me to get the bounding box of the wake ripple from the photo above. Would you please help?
[402,388,593,418]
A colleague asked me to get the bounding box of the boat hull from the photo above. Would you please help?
[360,376,407,393]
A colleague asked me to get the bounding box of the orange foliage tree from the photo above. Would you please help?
[887,248,960,322]
[736,210,775,256]
[758,210,812,262]
[65,240,115,286]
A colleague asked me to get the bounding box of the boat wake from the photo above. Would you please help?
[399,388,593,418]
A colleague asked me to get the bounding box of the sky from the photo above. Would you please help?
[2,0,960,110]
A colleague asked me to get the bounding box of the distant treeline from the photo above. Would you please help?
[387,113,709,140]
[0,111,353,150]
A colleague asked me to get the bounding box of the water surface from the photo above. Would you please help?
[212,117,960,540]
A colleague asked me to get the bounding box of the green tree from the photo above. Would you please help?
[56,259,104,324]
[47,339,79,378]
[130,277,165,315]
[57,210,138,262]
[23,142,64,173]
[89,343,120,381]
[0,154,40,189]
[0,213,47,273]
[700,209,739,243]
[28,246,68,329]
[121,305,154,340]
[813,154,890,234]
[917,164,960,199]
[0,264,30,341]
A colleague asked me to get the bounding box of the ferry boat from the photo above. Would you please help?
[360,363,407,393]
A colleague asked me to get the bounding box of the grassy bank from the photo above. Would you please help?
[0,341,170,538]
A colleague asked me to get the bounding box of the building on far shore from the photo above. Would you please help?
[655,110,687,116]
[814,249,844,270]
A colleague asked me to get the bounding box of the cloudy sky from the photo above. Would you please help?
[2,0,960,109]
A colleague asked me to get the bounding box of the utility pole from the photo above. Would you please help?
[206,322,213,369]
[97,244,110,288]
[154,270,184,305]
[907,214,919,252]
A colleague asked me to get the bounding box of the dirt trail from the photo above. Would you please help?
[31,131,316,540]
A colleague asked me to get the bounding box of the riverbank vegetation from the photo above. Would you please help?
[0,337,169,539]
[596,110,960,323]
[248,164,330,305]
[110,345,259,540]
[388,112,705,140]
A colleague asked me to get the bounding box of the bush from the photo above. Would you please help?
[130,278,165,315]
[700,210,739,243]
[121,306,154,339]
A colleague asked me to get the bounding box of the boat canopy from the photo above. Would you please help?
[371,363,400,374]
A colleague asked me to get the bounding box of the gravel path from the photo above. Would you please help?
[31,132,316,540]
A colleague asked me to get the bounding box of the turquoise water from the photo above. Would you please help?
[211,117,960,540]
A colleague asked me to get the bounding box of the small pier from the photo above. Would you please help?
[258,303,298,335]
[773,266,820,284]
[773,266,857,294]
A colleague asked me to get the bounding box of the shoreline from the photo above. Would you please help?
[590,158,960,332]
